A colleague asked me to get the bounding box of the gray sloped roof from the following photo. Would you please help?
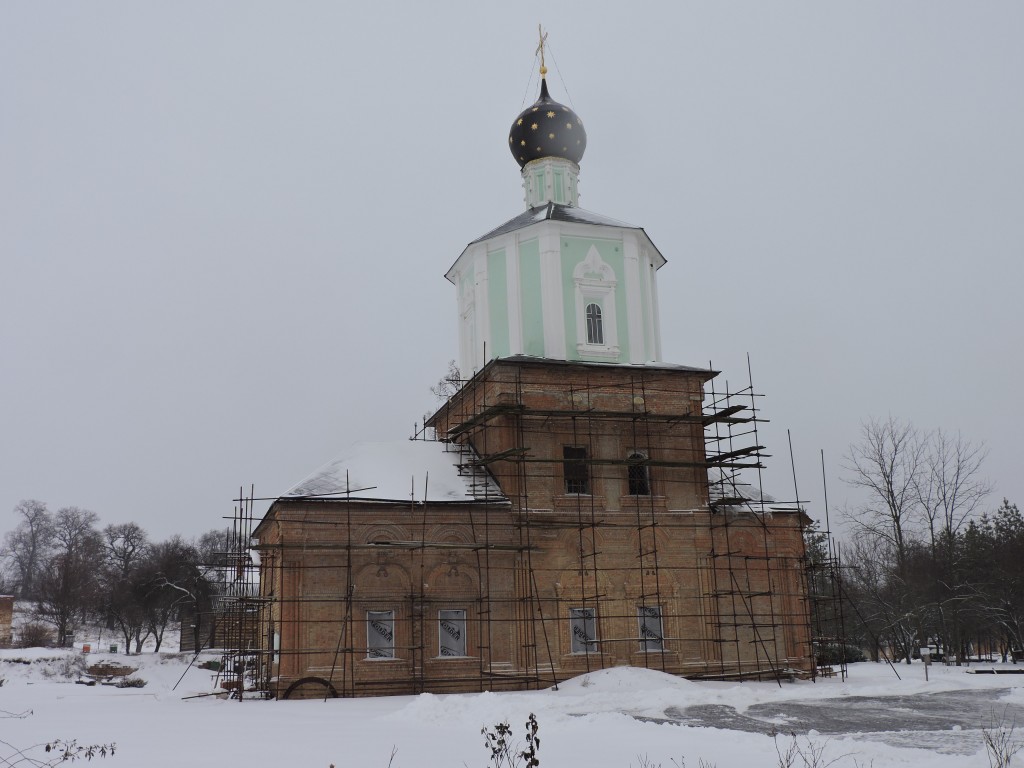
[471,202,638,244]
[494,354,713,375]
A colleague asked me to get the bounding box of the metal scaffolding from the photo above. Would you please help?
[213,358,844,698]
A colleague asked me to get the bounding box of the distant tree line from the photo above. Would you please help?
[824,417,1021,665]
[0,500,226,650]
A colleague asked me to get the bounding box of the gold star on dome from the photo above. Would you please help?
[509,136,513,143]
[530,123,538,130]
[548,133,555,139]
[546,111,555,118]
[566,123,573,129]
[520,140,526,146]
[536,146,541,151]
[517,119,523,126]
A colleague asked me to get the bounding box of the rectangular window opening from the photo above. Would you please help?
[563,446,589,494]
[638,606,664,652]
[570,607,598,654]
[366,610,395,659]
[628,453,651,496]
[438,609,467,657]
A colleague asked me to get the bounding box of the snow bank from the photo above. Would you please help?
[0,651,1019,768]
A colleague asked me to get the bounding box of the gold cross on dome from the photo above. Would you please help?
[536,24,548,77]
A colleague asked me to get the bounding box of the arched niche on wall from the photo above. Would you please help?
[357,523,410,545]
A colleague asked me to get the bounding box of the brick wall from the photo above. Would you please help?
[256,359,811,697]
[0,596,13,648]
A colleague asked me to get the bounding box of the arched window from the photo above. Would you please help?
[585,303,604,345]
[628,452,650,496]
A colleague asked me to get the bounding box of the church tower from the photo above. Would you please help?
[447,50,664,374]
[429,38,811,685]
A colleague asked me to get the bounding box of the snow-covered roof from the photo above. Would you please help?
[706,468,804,516]
[707,468,775,504]
[280,440,507,504]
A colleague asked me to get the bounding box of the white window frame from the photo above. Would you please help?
[438,609,468,658]
[366,610,395,659]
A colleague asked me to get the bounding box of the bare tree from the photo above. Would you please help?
[843,534,924,664]
[843,417,925,572]
[142,537,213,652]
[100,523,152,653]
[34,507,103,646]
[430,359,464,401]
[916,429,992,547]
[843,418,993,665]
[912,430,992,664]
[194,527,229,568]
[103,523,150,580]
[104,570,152,654]
[1,500,54,598]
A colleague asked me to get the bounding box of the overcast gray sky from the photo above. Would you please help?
[2,2,1021,541]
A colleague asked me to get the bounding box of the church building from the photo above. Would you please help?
[252,46,813,699]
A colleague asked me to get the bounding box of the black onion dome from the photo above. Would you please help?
[508,79,587,168]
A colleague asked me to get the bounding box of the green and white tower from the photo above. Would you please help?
[447,40,666,374]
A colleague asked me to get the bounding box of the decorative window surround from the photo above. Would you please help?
[573,245,619,358]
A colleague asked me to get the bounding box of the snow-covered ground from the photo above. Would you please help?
[2,638,1020,768]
